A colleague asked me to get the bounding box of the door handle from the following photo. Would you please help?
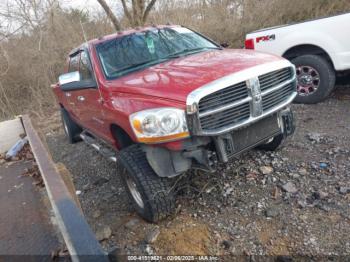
[77,96,85,102]
[65,92,71,97]
[98,98,104,104]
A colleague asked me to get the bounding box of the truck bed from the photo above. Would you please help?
[250,11,349,33]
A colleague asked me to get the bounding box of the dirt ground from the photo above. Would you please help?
[46,83,350,258]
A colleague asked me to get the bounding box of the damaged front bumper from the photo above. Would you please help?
[214,107,295,163]
[143,107,295,177]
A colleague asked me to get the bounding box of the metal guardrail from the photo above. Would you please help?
[22,115,109,262]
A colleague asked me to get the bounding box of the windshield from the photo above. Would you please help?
[96,27,219,79]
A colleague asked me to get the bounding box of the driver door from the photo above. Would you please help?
[64,53,81,120]
[74,50,105,136]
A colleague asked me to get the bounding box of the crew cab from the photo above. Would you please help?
[245,12,350,104]
[53,25,296,222]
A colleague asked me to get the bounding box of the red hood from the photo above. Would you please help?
[105,49,284,103]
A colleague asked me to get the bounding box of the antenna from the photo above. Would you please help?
[79,19,87,42]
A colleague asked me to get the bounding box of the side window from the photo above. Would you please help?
[68,54,80,73]
[80,51,93,81]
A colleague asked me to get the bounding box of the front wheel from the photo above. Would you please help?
[291,54,336,104]
[256,134,285,151]
[117,145,176,223]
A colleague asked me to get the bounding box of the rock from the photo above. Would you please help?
[259,166,274,175]
[265,207,279,218]
[75,190,82,195]
[145,227,160,244]
[339,187,350,195]
[95,225,112,241]
[92,210,101,219]
[145,245,154,255]
[282,182,298,194]
[312,191,328,200]
[290,173,300,179]
[124,218,140,229]
[246,173,258,181]
[93,177,109,186]
[316,203,330,212]
[102,192,115,201]
[221,240,232,250]
[306,132,322,143]
[297,200,307,208]
[0,159,6,165]
[298,168,308,176]
[82,183,90,191]
[223,187,234,197]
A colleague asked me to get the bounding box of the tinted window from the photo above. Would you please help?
[80,51,93,80]
[96,27,219,79]
[68,54,80,72]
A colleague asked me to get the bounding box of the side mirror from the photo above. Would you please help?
[220,42,229,48]
[58,71,97,91]
[59,71,81,85]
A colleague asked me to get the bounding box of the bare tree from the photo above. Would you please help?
[96,0,122,31]
[96,0,157,30]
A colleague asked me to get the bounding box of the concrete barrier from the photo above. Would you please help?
[21,115,110,262]
[0,118,24,154]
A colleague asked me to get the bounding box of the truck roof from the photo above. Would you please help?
[249,11,350,34]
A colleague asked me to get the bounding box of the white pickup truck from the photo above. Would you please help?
[245,12,350,104]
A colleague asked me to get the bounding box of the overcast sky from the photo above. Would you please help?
[63,0,99,9]
[61,0,120,12]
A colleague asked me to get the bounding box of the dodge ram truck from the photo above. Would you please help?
[53,25,296,222]
[245,12,350,104]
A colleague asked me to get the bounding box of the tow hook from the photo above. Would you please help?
[280,108,295,136]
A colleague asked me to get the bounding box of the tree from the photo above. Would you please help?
[96,0,157,31]
[96,0,122,31]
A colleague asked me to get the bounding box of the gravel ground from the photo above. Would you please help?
[46,85,350,258]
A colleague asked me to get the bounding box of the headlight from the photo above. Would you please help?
[130,107,189,143]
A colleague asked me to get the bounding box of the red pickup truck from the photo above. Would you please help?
[53,25,296,222]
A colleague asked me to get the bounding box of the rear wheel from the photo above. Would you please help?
[291,54,335,104]
[60,108,82,144]
[117,145,176,223]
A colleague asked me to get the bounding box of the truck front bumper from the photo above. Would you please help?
[213,107,294,162]
[143,107,295,177]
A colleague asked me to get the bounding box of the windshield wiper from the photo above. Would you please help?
[166,47,220,59]
[110,59,167,75]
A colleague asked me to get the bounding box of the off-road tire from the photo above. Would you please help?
[60,108,82,144]
[256,134,285,151]
[291,54,336,104]
[117,145,176,223]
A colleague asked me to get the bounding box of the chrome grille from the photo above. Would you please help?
[262,82,295,111]
[259,67,293,91]
[198,82,248,113]
[191,63,297,136]
[200,102,250,130]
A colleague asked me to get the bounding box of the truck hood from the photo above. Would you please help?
[106,49,284,103]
